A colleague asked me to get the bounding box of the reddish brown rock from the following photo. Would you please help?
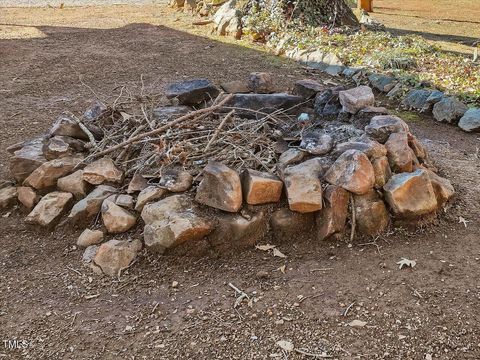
[241,169,283,205]
[17,186,39,211]
[23,156,83,190]
[9,138,47,182]
[354,190,390,236]
[426,170,455,206]
[77,229,104,247]
[68,185,117,225]
[57,170,89,199]
[283,159,324,213]
[0,186,17,210]
[372,156,392,188]
[127,174,149,194]
[338,86,375,114]
[383,169,438,218]
[407,133,427,161]
[325,150,375,195]
[26,191,73,226]
[221,80,250,94]
[209,211,267,250]
[385,132,413,173]
[101,200,137,234]
[93,239,142,277]
[82,157,123,185]
[135,186,167,212]
[316,185,349,240]
[142,195,213,254]
[365,115,409,143]
[195,161,242,212]
[270,208,315,242]
[248,72,274,94]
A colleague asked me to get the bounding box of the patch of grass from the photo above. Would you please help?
[392,110,424,123]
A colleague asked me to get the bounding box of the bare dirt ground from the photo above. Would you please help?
[372,0,480,54]
[1,5,480,360]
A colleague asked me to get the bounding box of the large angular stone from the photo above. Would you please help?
[221,93,303,117]
[365,115,409,144]
[248,72,274,94]
[220,80,250,94]
[166,79,220,106]
[300,133,334,155]
[277,149,306,169]
[17,186,39,211]
[270,208,315,242]
[283,159,323,213]
[23,156,83,190]
[127,174,149,194]
[101,200,137,233]
[407,133,427,161]
[314,86,344,116]
[241,169,283,205]
[426,170,455,206]
[368,74,397,93]
[77,229,104,247]
[371,156,392,188]
[26,191,73,226]
[57,170,89,199]
[93,239,142,277]
[325,150,375,195]
[209,211,267,250]
[332,136,387,160]
[115,194,135,209]
[354,190,389,236]
[42,136,85,160]
[9,138,47,182]
[383,169,438,218]
[135,186,167,212]
[338,86,375,114]
[68,185,117,225]
[142,195,213,254]
[316,185,349,240]
[82,157,123,185]
[402,89,434,112]
[159,170,193,192]
[385,132,413,173]
[0,186,17,210]
[433,97,468,124]
[293,79,325,99]
[49,114,88,140]
[458,108,480,133]
[195,161,242,212]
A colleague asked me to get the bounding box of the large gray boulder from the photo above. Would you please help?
[458,108,480,132]
[166,79,220,105]
[432,97,468,124]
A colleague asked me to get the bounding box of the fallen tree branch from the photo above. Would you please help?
[204,110,235,152]
[91,93,234,158]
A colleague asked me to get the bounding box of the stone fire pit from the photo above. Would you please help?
[0,74,455,276]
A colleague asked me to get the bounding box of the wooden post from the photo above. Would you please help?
[358,0,373,12]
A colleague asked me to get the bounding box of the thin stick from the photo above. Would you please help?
[91,94,233,158]
[294,348,332,358]
[350,194,356,242]
[204,110,234,152]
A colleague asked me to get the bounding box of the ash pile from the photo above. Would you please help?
[0,73,455,276]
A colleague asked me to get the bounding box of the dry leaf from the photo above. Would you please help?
[397,258,416,269]
[348,319,367,328]
[273,248,286,258]
[255,244,276,251]
[276,340,294,352]
[277,265,286,274]
[120,112,133,121]
[459,216,469,228]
